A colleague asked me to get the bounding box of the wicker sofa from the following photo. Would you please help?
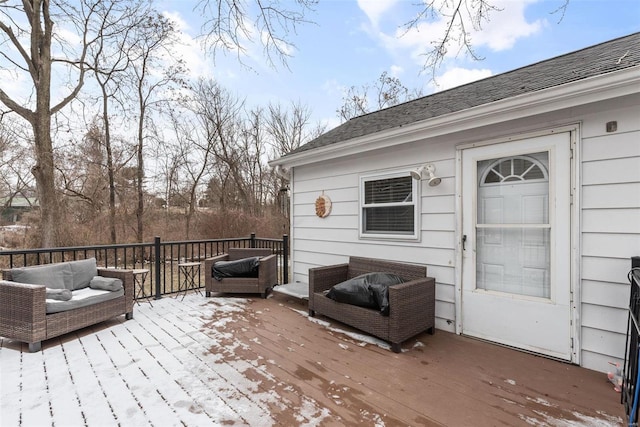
[204,248,277,298]
[0,258,134,352]
[308,256,435,353]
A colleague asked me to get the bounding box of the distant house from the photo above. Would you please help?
[270,33,640,373]
[0,196,38,224]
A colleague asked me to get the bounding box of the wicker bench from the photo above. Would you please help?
[0,260,134,352]
[308,256,435,353]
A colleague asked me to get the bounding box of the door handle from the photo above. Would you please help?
[462,234,467,251]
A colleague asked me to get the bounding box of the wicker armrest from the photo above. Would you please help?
[258,254,277,286]
[0,280,47,343]
[388,277,436,340]
[259,254,276,264]
[204,254,230,290]
[205,253,230,263]
[308,263,349,293]
[97,267,133,282]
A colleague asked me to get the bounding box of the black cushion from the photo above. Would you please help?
[326,272,404,315]
[212,256,261,281]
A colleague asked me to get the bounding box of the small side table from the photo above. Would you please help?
[132,268,152,306]
[177,262,202,300]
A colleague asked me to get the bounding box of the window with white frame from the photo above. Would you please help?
[360,172,420,240]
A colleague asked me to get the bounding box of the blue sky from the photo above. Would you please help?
[2,0,637,132]
[159,0,639,129]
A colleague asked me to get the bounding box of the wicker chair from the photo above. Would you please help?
[204,248,277,298]
[308,256,435,353]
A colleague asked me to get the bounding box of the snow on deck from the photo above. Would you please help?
[0,293,626,426]
[1,295,329,426]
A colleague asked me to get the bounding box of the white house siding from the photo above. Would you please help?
[579,95,640,372]
[288,93,640,372]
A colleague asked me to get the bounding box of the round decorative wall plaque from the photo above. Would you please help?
[315,193,332,218]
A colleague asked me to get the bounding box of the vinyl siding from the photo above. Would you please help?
[579,100,640,372]
[287,93,640,372]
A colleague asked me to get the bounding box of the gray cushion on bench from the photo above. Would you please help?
[70,258,98,290]
[89,276,123,291]
[46,288,72,301]
[11,263,74,290]
[45,287,124,314]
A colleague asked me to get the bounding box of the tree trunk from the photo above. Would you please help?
[32,111,60,248]
[31,0,60,248]
[185,182,198,240]
[136,104,145,243]
[102,89,117,244]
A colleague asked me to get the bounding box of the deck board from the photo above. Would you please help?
[0,292,626,426]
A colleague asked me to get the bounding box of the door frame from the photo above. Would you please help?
[454,125,580,364]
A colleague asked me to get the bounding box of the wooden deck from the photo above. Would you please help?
[0,291,626,426]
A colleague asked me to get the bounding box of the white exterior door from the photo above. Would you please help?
[461,132,573,361]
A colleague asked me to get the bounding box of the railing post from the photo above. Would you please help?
[250,232,256,248]
[154,236,162,300]
[282,234,289,285]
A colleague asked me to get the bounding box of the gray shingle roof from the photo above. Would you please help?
[285,32,640,157]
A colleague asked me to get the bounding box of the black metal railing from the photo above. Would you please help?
[623,256,640,426]
[0,233,289,299]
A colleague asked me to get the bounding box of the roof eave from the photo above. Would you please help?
[269,66,640,168]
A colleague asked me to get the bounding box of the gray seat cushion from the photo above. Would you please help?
[69,258,98,290]
[11,263,73,290]
[45,287,124,314]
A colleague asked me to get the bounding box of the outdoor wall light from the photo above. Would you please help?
[410,164,442,187]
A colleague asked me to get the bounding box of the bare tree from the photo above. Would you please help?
[239,107,269,214]
[0,0,140,247]
[337,71,422,122]
[58,121,108,212]
[191,79,250,212]
[152,132,184,220]
[166,107,214,239]
[0,117,36,217]
[86,1,150,243]
[266,100,323,219]
[56,119,132,230]
[266,100,324,155]
[197,0,317,68]
[124,12,185,243]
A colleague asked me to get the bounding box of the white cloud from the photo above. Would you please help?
[470,0,544,51]
[321,79,346,97]
[430,67,493,92]
[384,20,449,62]
[389,65,403,77]
[320,116,341,132]
[163,10,191,32]
[372,0,544,68]
[0,69,29,103]
[357,0,400,27]
[56,27,83,47]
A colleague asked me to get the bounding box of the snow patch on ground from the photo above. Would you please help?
[290,307,391,350]
[522,410,623,427]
